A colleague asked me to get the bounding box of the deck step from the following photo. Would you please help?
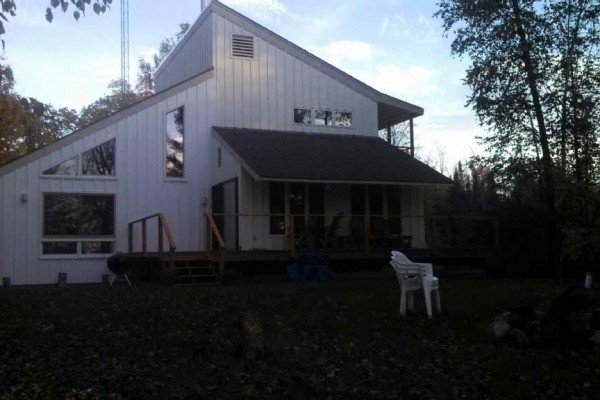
[171,257,219,286]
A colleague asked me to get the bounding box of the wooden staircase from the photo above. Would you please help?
[128,213,225,287]
[166,254,220,286]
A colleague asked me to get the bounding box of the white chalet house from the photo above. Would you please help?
[0,0,451,285]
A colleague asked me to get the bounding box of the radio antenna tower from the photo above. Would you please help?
[120,0,130,94]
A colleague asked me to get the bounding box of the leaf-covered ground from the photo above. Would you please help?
[1,272,599,399]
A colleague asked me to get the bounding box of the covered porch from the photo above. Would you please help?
[210,127,453,256]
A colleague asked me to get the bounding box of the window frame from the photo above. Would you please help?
[165,105,186,180]
[293,108,312,125]
[41,138,118,179]
[293,108,353,128]
[40,192,117,258]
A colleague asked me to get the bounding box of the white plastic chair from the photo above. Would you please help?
[390,251,441,318]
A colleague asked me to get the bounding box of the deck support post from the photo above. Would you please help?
[142,220,147,255]
[386,123,392,144]
[128,223,133,253]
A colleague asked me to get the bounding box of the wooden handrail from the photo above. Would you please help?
[206,213,226,249]
[205,212,226,284]
[128,213,177,270]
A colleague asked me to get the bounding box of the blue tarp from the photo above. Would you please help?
[286,253,334,282]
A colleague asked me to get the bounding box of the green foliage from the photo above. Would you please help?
[78,79,143,128]
[0,63,79,166]
[0,1,111,48]
[436,1,600,275]
[135,23,190,95]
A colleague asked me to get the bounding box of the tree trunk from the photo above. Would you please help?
[511,0,561,276]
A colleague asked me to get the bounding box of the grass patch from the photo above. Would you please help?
[0,275,599,399]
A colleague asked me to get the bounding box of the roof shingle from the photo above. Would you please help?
[214,127,453,185]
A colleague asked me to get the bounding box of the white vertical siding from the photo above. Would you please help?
[0,75,217,285]
[155,14,214,92]
[212,14,378,136]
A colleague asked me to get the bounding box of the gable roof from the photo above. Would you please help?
[214,127,452,186]
[156,0,423,127]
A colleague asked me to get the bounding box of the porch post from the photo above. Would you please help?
[364,185,370,253]
[386,123,392,144]
[409,118,415,157]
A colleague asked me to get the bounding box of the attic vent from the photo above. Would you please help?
[232,34,254,58]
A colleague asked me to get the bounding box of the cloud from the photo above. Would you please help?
[221,0,286,14]
[353,64,438,101]
[308,40,384,66]
[380,18,390,34]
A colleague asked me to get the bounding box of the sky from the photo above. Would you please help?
[3,0,485,173]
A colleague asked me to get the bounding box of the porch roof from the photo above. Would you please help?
[214,127,453,186]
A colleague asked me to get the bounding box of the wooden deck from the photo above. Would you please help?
[128,247,495,266]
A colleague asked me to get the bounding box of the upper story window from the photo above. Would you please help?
[293,108,352,128]
[82,139,116,176]
[231,34,255,59]
[43,156,78,176]
[335,111,352,127]
[42,139,116,177]
[294,108,312,124]
[166,107,185,178]
[314,110,333,126]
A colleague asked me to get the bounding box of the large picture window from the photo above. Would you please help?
[166,107,185,178]
[42,193,115,255]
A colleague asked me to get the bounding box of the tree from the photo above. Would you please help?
[378,122,409,148]
[435,0,600,276]
[0,1,111,46]
[0,62,79,166]
[79,79,142,128]
[135,23,190,95]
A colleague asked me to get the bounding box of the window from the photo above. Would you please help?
[43,156,78,176]
[294,108,352,127]
[43,193,115,256]
[335,111,352,127]
[231,34,254,59]
[217,147,222,168]
[269,182,286,235]
[43,139,116,177]
[166,107,185,178]
[315,110,333,126]
[294,108,312,124]
[82,139,116,176]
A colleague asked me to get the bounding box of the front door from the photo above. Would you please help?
[211,179,239,250]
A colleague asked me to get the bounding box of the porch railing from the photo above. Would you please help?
[128,213,177,270]
[204,212,419,258]
[203,212,501,257]
[205,212,226,281]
